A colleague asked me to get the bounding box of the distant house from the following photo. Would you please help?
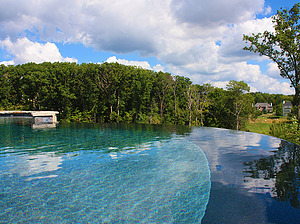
[255,103,273,113]
[282,101,292,116]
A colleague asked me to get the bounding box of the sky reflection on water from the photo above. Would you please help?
[186,127,300,223]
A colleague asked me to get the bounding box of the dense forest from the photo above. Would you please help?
[0,62,294,131]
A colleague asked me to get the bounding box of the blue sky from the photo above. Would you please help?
[0,0,299,94]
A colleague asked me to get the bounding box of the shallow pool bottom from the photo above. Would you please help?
[0,124,211,223]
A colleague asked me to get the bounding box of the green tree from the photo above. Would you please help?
[243,3,300,124]
[53,62,78,119]
[21,63,52,110]
[1,62,264,128]
[128,68,154,123]
[193,84,213,126]
[172,76,192,125]
[153,71,174,122]
[6,65,26,109]
[206,87,233,129]
[185,85,194,126]
[226,80,251,130]
[0,65,11,109]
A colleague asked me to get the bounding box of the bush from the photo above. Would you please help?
[122,112,133,123]
[109,111,122,123]
[252,110,263,120]
[269,117,300,145]
[274,104,283,116]
[66,109,94,123]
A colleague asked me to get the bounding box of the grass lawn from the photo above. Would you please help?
[246,113,287,135]
[246,122,272,135]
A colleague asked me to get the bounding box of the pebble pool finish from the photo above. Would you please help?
[0,122,211,223]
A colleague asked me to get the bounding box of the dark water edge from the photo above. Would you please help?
[186,127,300,224]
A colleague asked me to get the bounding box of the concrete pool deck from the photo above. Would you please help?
[0,111,59,125]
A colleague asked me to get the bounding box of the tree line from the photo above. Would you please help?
[0,62,293,131]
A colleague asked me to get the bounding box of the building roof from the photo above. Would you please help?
[255,103,272,107]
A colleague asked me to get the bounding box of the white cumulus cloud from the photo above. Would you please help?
[105,56,152,70]
[0,60,14,66]
[170,0,264,26]
[0,37,77,64]
[266,62,281,79]
[153,64,165,72]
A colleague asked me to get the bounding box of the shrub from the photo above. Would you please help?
[269,117,300,145]
[252,110,263,120]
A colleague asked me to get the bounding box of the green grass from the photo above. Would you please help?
[246,122,272,135]
[245,114,299,145]
[245,113,287,136]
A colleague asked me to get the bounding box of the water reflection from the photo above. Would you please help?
[244,140,300,209]
[0,123,192,182]
[186,127,300,223]
[188,127,280,186]
[0,123,209,223]
[9,152,63,181]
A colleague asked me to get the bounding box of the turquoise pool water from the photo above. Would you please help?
[0,122,211,223]
[1,121,300,223]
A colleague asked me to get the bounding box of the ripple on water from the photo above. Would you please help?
[0,124,211,223]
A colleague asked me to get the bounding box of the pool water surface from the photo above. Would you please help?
[0,122,210,223]
[0,122,300,223]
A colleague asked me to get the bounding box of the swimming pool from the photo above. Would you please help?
[0,122,299,223]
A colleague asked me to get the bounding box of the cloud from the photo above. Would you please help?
[0,0,267,61]
[105,56,152,70]
[219,17,274,62]
[172,60,293,95]
[153,64,165,72]
[0,0,264,55]
[212,71,294,95]
[105,56,167,72]
[249,75,294,95]
[266,62,281,79]
[0,60,14,66]
[210,78,293,95]
[0,0,32,39]
[0,0,295,95]
[264,6,272,15]
[158,16,287,94]
[170,0,264,26]
[0,37,77,64]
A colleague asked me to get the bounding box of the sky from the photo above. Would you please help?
[0,0,299,95]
